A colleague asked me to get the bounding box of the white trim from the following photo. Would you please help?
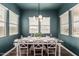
[61,44,77,56]
[69,4,79,11]
[60,11,69,17]
[2,47,16,56]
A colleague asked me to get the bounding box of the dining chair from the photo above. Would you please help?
[30,40,45,56]
[47,40,57,56]
[18,40,28,56]
[28,39,35,56]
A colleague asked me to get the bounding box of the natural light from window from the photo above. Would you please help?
[9,10,19,35]
[0,4,7,37]
[71,4,79,37]
[60,11,69,35]
[29,16,50,34]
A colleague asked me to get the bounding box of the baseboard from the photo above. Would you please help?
[61,44,77,56]
[2,47,16,56]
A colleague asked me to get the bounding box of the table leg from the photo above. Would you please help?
[16,46,19,56]
[58,43,61,56]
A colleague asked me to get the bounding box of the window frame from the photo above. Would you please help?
[70,4,79,37]
[60,11,69,35]
[29,17,39,33]
[0,4,8,37]
[9,10,19,35]
[40,17,50,34]
[29,16,50,34]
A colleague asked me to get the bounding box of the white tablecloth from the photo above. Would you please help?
[14,37,58,46]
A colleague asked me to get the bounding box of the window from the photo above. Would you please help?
[29,17,38,33]
[0,4,7,37]
[9,10,19,35]
[60,11,69,35]
[71,4,79,37]
[29,16,50,34]
[40,17,50,33]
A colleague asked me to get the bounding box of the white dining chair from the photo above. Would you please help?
[18,40,28,56]
[30,40,44,56]
[47,40,57,56]
[34,44,43,56]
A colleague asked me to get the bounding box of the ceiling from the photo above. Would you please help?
[16,3,64,11]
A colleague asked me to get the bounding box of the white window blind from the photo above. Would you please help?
[29,17,38,33]
[9,10,19,35]
[71,4,79,37]
[40,17,50,33]
[60,11,69,35]
[0,4,7,37]
[29,17,50,34]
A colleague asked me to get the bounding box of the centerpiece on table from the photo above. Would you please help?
[34,32,42,39]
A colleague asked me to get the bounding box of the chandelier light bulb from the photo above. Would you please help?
[33,16,35,19]
[39,15,42,19]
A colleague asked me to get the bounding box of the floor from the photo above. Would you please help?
[6,45,73,56]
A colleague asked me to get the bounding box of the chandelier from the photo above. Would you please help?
[38,3,43,20]
[33,3,43,21]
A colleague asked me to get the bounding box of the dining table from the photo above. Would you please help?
[13,36,63,56]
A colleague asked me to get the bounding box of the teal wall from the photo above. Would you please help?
[58,3,79,55]
[20,10,59,37]
[1,3,79,56]
[0,3,20,55]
